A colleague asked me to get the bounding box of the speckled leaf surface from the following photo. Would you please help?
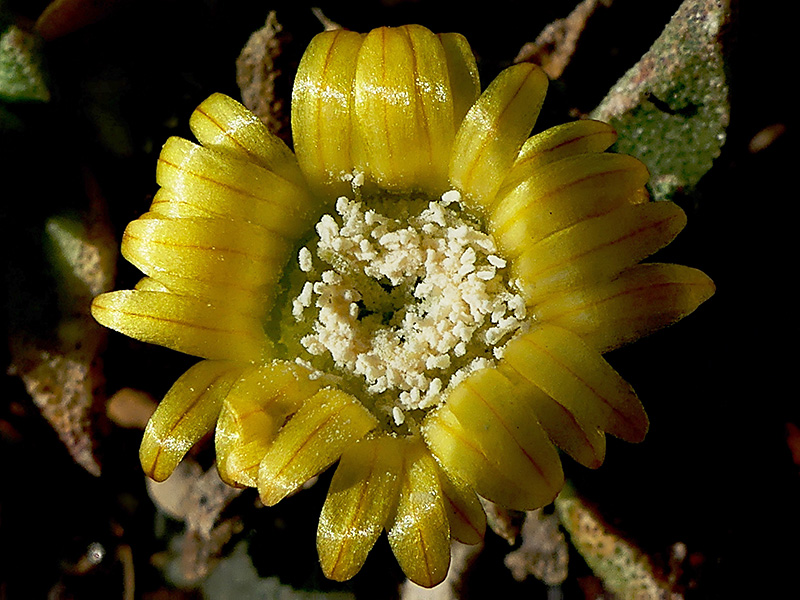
[8,201,116,476]
[0,25,49,103]
[592,0,730,200]
[555,485,679,598]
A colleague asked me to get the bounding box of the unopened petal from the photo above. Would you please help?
[534,263,716,353]
[514,200,687,304]
[91,290,267,361]
[140,360,245,481]
[216,361,322,487]
[449,63,548,210]
[189,93,305,187]
[292,29,365,198]
[318,435,404,582]
[387,437,451,588]
[503,325,648,442]
[258,388,378,506]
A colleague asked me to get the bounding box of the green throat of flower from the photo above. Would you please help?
[269,183,528,433]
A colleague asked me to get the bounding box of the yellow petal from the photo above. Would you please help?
[424,368,564,510]
[126,219,268,318]
[504,325,648,442]
[424,406,521,506]
[156,136,315,238]
[134,276,170,293]
[149,187,210,219]
[438,468,486,545]
[353,25,455,194]
[134,267,265,318]
[214,398,252,489]
[91,290,267,361]
[318,435,404,582]
[146,274,266,318]
[534,263,716,353]
[189,93,305,188]
[216,361,323,487]
[292,29,365,198]
[490,153,649,256]
[527,388,606,469]
[514,200,687,304]
[499,120,618,195]
[496,358,606,468]
[122,213,289,292]
[140,360,245,481]
[387,437,451,588]
[437,32,480,127]
[449,63,549,210]
[257,388,378,506]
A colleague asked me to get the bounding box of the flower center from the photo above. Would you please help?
[276,185,527,430]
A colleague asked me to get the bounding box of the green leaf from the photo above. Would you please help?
[7,210,117,477]
[555,484,676,597]
[45,214,116,310]
[592,0,730,201]
[0,25,50,103]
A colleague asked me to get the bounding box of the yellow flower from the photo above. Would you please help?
[92,25,714,587]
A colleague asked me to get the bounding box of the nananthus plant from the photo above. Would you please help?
[92,25,714,587]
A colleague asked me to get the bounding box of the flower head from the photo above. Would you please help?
[92,24,714,587]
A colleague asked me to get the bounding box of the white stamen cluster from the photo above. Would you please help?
[292,191,527,418]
